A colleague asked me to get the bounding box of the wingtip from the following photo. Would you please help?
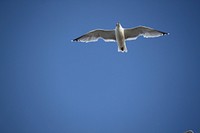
[72,36,83,42]
[71,38,78,42]
[163,32,170,36]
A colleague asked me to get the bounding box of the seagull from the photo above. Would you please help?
[72,22,169,52]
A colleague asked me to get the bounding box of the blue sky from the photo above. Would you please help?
[0,0,200,133]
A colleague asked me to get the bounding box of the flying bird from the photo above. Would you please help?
[72,22,169,52]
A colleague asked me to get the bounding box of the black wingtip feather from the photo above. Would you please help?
[72,38,78,42]
[162,32,169,35]
[72,35,85,42]
[72,37,81,42]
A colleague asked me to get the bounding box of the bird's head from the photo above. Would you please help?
[116,22,121,28]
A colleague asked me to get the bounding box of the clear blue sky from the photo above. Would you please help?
[1,0,200,133]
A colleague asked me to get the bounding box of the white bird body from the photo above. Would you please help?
[72,22,169,52]
[115,23,127,52]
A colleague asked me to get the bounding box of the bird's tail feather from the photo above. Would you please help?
[118,45,128,53]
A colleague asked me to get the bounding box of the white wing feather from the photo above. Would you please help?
[124,26,168,41]
[72,29,116,43]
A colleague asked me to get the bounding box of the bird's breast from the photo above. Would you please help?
[115,27,125,43]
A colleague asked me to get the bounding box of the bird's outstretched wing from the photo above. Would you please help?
[72,29,116,43]
[124,26,169,41]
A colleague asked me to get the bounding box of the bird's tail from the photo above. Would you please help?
[118,44,128,53]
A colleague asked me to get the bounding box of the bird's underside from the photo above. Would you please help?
[72,23,169,52]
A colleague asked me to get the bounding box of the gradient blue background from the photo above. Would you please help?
[1,0,200,133]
